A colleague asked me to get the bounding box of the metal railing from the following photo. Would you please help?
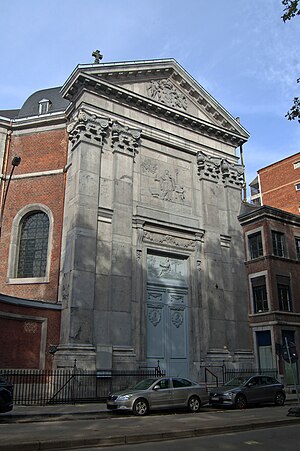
[0,366,165,406]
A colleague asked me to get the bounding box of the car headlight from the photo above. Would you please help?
[222,391,234,398]
[117,394,133,401]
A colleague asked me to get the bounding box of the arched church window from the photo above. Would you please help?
[17,212,50,278]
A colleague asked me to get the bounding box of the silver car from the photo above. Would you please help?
[209,375,286,409]
[107,377,209,416]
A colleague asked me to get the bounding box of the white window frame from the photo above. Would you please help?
[7,204,53,284]
[293,161,300,169]
[249,270,270,315]
[38,99,51,115]
[295,182,300,191]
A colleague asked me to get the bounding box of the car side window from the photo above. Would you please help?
[156,379,170,389]
[250,377,261,386]
[172,378,192,388]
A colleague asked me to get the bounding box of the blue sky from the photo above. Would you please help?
[1,0,299,193]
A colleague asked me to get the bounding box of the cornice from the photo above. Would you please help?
[239,205,300,227]
[62,72,248,147]
[0,111,68,131]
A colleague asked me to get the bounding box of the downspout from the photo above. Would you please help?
[239,144,247,202]
[0,126,12,216]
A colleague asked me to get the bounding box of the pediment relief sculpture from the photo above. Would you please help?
[147,79,188,112]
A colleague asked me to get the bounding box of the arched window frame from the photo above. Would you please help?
[7,204,53,284]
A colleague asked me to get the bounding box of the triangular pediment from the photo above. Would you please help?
[70,59,248,138]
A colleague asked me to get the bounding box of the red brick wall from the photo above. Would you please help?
[0,127,68,302]
[259,153,300,215]
[0,300,61,369]
[243,216,300,315]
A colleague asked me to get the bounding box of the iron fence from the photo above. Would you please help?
[0,367,165,406]
[204,365,278,388]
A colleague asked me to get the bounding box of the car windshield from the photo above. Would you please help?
[133,378,157,390]
[224,376,250,386]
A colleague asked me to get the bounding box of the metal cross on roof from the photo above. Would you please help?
[92,50,103,64]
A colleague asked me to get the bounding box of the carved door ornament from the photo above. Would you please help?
[148,308,162,327]
[171,309,184,328]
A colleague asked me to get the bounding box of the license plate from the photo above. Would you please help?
[211,396,219,401]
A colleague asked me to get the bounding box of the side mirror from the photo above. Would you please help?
[153,385,160,390]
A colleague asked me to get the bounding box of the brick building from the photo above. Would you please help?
[250,152,300,215]
[0,58,253,376]
[0,88,69,369]
[239,203,300,383]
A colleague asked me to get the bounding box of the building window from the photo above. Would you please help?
[277,275,293,312]
[251,276,268,313]
[17,212,49,278]
[38,99,51,115]
[294,161,300,169]
[295,183,300,191]
[272,231,285,257]
[248,232,263,259]
[296,237,300,260]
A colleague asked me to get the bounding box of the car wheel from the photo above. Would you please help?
[188,395,201,412]
[274,391,285,406]
[133,398,149,416]
[235,394,247,409]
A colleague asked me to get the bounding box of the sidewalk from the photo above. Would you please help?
[0,395,299,451]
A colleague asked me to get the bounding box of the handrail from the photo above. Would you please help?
[204,367,219,388]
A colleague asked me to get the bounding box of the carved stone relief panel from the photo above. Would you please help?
[147,79,188,112]
[141,156,191,205]
[147,254,187,283]
[144,231,195,250]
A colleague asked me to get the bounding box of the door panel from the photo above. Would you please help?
[146,286,188,377]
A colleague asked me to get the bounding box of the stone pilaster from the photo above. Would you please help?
[108,122,141,355]
[54,109,109,370]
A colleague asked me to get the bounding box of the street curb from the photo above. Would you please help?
[1,416,300,451]
[1,398,298,424]
[1,410,110,423]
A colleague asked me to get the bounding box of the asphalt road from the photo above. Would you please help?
[69,423,300,451]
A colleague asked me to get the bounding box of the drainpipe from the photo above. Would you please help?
[239,144,247,202]
[0,127,12,216]
[0,155,21,237]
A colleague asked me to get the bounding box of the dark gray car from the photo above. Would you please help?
[209,375,285,409]
[107,377,209,416]
[0,377,13,413]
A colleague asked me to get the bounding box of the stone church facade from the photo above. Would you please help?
[0,58,253,378]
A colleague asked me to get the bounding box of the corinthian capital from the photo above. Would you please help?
[67,109,109,147]
[111,121,141,157]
